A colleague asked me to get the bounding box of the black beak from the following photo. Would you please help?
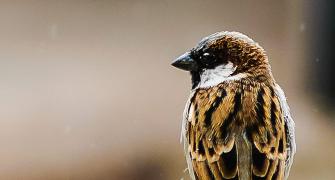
[171,52,198,71]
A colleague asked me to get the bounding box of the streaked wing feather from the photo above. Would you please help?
[248,85,289,180]
[186,86,239,180]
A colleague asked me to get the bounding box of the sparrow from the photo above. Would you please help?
[172,31,296,180]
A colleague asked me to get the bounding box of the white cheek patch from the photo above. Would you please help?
[198,62,246,88]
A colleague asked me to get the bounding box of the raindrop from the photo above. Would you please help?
[299,23,305,32]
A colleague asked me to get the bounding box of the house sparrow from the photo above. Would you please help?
[172,31,296,180]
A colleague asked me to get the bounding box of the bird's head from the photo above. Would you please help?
[172,31,272,89]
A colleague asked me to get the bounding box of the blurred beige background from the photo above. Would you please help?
[0,0,334,179]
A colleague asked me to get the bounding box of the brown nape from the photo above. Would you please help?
[210,35,272,82]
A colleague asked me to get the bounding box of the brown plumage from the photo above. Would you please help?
[172,32,295,180]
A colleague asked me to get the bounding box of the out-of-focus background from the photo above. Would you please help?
[0,0,334,179]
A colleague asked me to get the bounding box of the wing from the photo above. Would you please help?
[245,84,296,180]
[246,84,289,180]
[182,85,240,180]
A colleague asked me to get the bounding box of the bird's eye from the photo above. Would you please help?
[199,52,215,65]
